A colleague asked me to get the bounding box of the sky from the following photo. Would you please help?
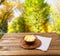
[46,0,57,6]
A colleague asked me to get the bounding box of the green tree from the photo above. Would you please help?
[23,0,50,32]
[8,16,25,33]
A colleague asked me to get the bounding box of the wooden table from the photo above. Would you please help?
[0,33,60,56]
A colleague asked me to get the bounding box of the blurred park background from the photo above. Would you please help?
[0,0,60,36]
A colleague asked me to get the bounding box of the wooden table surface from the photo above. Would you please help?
[0,33,60,56]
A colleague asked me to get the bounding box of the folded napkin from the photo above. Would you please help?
[36,35,52,51]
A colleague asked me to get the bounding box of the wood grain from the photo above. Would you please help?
[0,33,60,56]
[0,50,60,55]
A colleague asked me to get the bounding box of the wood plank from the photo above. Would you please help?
[0,46,60,51]
[2,33,60,41]
[0,50,60,55]
[3,33,60,38]
[0,39,60,45]
[0,40,60,48]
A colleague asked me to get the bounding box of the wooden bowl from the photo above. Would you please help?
[24,35,37,45]
[20,38,41,49]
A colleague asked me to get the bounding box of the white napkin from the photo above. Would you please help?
[36,35,52,51]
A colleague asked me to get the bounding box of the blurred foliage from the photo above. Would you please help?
[0,0,14,33]
[0,0,5,4]
[0,0,60,34]
[8,16,25,33]
[51,1,60,34]
[23,0,50,32]
[55,3,60,34]
[0,33,4,39]
[8,0,50,33]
